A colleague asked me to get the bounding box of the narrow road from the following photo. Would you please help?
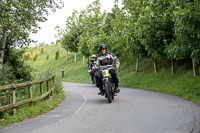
[1,82,200,133]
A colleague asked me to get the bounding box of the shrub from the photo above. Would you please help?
[33,54,37,61]
[55,51,59,60]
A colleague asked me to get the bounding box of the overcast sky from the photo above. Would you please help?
[30,0,118,46]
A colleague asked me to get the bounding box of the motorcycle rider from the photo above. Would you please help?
[93,44,120,95]
[88,54,97,85]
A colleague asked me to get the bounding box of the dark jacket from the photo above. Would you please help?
[88,59,96,70]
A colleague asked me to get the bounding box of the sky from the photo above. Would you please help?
[30,0,118,46]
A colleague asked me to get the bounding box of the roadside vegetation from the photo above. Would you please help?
[25,44,200,106]
[0,0,64,128]
[1,0,200,128]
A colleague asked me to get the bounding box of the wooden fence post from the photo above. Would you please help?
[154,58,158,74]
[40,82,43,95]
[12,88,16,116]
[49,79,52,89]
[47,80,50,98]
[50,79,52,96]
[53,77,55,86]
[52,77,55,95]
[136,56,139,72]
[28,86,33,107]
[171,59,175,76]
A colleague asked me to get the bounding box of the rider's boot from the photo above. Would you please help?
[114,86,120,93]
[98,86,104,95]
[98,91,104,96]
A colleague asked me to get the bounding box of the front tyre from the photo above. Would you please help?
[105,83,112,103]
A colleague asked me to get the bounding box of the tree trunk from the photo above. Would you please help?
[171,59,175,76]
[87,57,89,64]
[66,50,68,60]
[192,58,199,77]
[136,56,139,72]
[74,52,77,63]
[83,56,85,64]
[0,29,8,71]
[154,58,158,74]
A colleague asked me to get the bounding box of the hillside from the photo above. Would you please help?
[28,44,200,105]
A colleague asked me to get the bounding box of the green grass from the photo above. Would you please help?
[0,97,59,127]
[29,44,89,83]
[26,44,200,106]
[118,57,200,105]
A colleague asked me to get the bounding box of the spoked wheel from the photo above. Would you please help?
[104,83,112,103]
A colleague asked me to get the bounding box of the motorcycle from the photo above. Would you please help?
[99,65,116,103]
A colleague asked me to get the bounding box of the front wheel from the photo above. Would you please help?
[104,83,112,103]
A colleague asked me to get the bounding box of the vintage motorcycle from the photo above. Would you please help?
[99,65,116,103]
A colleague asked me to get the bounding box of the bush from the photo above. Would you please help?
[0,63,17,86]
[1,48,33,86]
[41,48,44,54]
[55,51,59,60]
[33,54,37,61]
[46,54,49,60]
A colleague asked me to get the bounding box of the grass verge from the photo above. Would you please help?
[0,76,64,128]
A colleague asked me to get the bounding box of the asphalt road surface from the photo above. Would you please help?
[1,82,200,133]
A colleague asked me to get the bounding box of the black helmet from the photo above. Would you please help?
[98,44,107,52]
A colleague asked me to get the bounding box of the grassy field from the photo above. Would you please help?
[27,44,200,106]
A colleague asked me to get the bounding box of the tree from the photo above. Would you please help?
[63,10,81,62]
[122,0,147,72]
[0,0,63,71]
[79,0,104,56]
[108,2,127,57]
[166,0,200,76]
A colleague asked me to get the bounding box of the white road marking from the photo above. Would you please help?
[59,91,87,123]
[74,93,87,115]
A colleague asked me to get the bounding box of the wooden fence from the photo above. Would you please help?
[0,74,56,116]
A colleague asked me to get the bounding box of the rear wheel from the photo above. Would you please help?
[105,83,112,103]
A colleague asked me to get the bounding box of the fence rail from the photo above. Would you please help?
[0,74,56,116]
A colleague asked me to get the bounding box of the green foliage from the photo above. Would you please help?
[61,10,80,53]
[2,48,33,85]
[33,54,37,61]
[0,0,64,71]
[170,0,200,62]
[41,48,44,54]
[0,63,16,86]
[55,50,59,60]
[46,54,49,60]
[0,0,63,47]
